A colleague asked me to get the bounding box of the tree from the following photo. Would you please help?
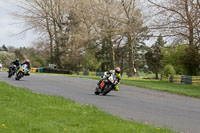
[14,0,149,73]
[161,44,188,75]
[2,45,8,52]
[14,0,54,63]
[81,50,101,71]
[145,34,166,79]
[0,51,15,68]
[119,0,149,77]
[148,0,200,48]
[14,49,26,61]
[180,46,200,75]
[163,64,176,78]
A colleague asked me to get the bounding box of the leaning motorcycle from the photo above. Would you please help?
[8,64,17,78]
[15,64,29,80]
[94,74,119,96]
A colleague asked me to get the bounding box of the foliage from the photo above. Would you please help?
[0,45,8,52]
[180,46,200,76]
[15,46,49,68]
[145,35,166,79]
[14,0,149,73]
[0,51,15,68]
[148,0,200,47]
[161,44,188,75]
[163,64,176,77]
[30,56,46,68]
[14,49,26,61]
[81,51,101,71]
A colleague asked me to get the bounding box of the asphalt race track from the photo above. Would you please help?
[1,72,200,133]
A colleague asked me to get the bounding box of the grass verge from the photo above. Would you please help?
[33,73,200,99]
[121,79,200,99]
[0,81,175,133]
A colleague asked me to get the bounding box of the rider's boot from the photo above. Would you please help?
[114,86,119,91]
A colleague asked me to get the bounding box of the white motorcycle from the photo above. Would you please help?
[94,74,119,96]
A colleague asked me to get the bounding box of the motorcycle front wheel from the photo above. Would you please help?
[15,72,23,80]
[102,84,112,96]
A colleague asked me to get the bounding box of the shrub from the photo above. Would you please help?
[0,51,15,68]
[164,64,176,77]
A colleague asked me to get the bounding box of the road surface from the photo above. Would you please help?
[0,72,200,133]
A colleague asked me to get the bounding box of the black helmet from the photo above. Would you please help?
[16,58,19,62]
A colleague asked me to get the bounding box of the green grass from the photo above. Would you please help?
[120,79,200,98]
[0,68,7,72]
[0,81,175,133]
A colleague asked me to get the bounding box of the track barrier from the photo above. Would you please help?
[169,75,200,86]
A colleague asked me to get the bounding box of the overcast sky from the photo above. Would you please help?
[0,0,38,48]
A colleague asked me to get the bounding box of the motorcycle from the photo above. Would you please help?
[94,74,119,96]
[15,64,30,80]
[8,64,17,78]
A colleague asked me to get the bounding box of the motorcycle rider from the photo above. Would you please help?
[98,67,121,91]
[21,59,31,75]
[10,58,20,71]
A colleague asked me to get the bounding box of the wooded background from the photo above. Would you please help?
[0,0,200,78]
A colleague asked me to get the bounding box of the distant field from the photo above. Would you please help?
[0,81,175,133]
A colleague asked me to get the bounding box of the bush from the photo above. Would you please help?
[0,51,15,68]
[164,64,176,77]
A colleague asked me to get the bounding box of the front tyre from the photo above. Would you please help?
[102,85,112,96]
[15,72,22,80]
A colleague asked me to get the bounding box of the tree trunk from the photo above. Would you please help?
[128,35,135,77]
[155,72,158,79]
[109,35,115,70]
[120,51,124,76]
[53,19,61,69]
[185,0,194,47]
[45,13,53,64]
[155,64,158,79]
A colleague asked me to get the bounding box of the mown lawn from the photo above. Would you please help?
[120,79,200,99]
[0,81,175,133]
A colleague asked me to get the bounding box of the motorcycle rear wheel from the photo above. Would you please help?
[94,87,100,95]
[8,69,12,78]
